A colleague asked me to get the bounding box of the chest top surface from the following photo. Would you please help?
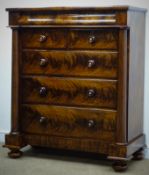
[6,6,147,27]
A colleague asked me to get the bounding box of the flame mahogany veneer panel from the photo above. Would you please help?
[21,105,117,141]
[22,50,118,78]
[21,77,117,109]
[21,29,118,49]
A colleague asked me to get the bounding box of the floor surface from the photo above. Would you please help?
[0,144,149,175]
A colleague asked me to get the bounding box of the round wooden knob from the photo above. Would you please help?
[39,87,47,96]
[89,35,96,44]
[39,35,47,42]
[39,116,48,124]
[40,58,48,67]
[87,89,96,97]
[88,120,95,128]
[88,59,95,68]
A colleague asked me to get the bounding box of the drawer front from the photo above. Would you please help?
[22,51,118,78]
[22,77,117,109]
[21,29,118,49]
[9,12,118,26]
[69,29,118,49]
[21,29,67,49]
[21,105,117,141]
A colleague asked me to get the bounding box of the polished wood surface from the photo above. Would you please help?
[68,29,118,49]
[11,13,117,26]
[11,29,20,133]
[22,77,117,108]
[116,29,128,143]
[6,6,147,12]
[7,6,146,27]
[4,6,146,172]
[21,29,118,49]
[22,50,118,78]
[21,105,116,141]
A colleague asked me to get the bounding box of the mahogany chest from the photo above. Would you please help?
[4,6,146,171]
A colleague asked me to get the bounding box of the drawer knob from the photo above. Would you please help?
[87,89,96,97]
[88,59,95,68]
[40,58,48,67]
[39,87,47,96]
[39,116,48,124]
[88,120,95,128]
[39,35,47,42]
[89,35,96,44]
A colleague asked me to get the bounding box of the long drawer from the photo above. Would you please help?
[21,29,118,49]
[21,105,117,141]
[22,77,117,109]
[22,50,118,78]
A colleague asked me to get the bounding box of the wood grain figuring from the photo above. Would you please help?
[21,29,118,49]
[7,6,146,27]
[69,29,118,49]
[116,29,128,143]
[21,105,117,141]
[22,50,118,78]
[4,6,146,171]
[11,29,20,133]
[21,29,67,49]
[7,6,147,12]
[22,77,117,109]
[13,13,117,25]
[24,134,110,154]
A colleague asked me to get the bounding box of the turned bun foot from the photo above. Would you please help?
[8,149,23,158]
[133,149,144,160]
[112,161,128,172]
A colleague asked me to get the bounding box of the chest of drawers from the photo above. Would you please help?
[4,6,146,172]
